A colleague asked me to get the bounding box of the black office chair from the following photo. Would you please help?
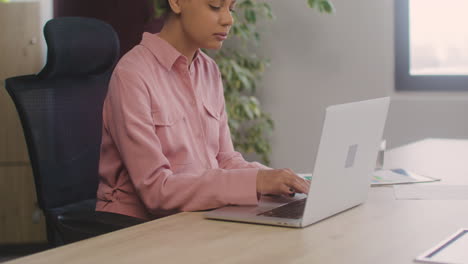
[5,17,146,247]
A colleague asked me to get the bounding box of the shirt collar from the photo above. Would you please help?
[140,33,200,71]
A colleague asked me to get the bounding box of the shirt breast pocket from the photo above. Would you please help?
[151,110,193,165]
[202,102,221,154]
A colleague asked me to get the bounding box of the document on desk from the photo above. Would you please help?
[415,228,468,264]
[393,185,468,200]
[371,169,440,186]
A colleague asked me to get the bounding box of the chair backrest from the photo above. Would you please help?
[5,17,120,211]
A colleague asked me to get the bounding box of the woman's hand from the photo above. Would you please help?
[256,169,310,196]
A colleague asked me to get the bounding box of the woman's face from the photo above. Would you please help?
[178,0,236,50]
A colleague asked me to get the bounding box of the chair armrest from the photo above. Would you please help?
[58,211,146,231]
[47,200,147,245]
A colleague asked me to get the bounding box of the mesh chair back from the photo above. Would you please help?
[5,17,120,210]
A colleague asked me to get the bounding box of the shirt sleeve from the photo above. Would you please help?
[105,67,259,215]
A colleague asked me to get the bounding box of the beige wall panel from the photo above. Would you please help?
[0,2,43,82]
[0,2,46,244]
[0,165,47,244]
[0,2,42,163]
[0,84,30,163]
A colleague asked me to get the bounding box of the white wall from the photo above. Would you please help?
[255,0,468,172]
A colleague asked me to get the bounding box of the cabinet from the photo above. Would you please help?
[0,2,47,244]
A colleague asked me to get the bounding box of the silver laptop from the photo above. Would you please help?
[204,97,390,228]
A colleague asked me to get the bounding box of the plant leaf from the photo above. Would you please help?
[319,0,335,13]
[245,9,257,24]
[308,0,318,8]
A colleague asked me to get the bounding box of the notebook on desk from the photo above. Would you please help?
[204,97,390,228]
[415,228,468,264]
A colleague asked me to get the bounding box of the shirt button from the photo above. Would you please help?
[191,100,196,106]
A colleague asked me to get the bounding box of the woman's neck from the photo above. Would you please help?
[158,16,198,65]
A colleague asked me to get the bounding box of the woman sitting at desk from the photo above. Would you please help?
[96,0,310,220]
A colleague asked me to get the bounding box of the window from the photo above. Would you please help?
[395,0,468,91]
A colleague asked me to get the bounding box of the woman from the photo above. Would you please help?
[96,0,310,220]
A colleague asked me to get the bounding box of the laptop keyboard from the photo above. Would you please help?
[257,198,307,219]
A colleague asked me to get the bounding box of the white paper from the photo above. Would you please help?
[416,229,468,264]
[394,185,468,200]
[371,169,439,186]
[433,233,468,263]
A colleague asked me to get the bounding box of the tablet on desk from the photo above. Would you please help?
[415,228,468,264]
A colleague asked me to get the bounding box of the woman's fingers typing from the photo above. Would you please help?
[256,169,310,196]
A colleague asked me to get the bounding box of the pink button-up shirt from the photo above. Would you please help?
[96,33,268,220]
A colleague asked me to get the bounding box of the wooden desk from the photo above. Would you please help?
[7,139,468,264]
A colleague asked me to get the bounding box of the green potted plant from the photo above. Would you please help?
[152,0,334,164]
